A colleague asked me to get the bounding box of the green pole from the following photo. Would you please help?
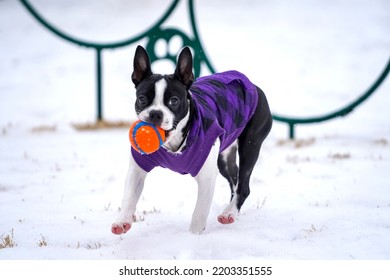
[96,48,103,121]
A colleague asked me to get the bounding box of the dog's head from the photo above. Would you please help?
[131,46,194,145]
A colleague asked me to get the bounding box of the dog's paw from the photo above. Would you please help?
[217,214,235,224]
[111,222,131,235]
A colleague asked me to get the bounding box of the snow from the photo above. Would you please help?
[1,0,390,260]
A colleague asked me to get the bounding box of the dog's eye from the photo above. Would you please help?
[168,97,180,109]
[137,95,148,107]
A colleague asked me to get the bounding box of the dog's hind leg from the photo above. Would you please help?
[217,141,238,201]
[218,87,272,224]
[218,136,259,224]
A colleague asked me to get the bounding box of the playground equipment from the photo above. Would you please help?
[20,0,390,139]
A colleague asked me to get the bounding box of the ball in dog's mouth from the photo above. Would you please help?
[129,121,166,154]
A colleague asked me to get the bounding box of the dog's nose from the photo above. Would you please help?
[148,110,163,126]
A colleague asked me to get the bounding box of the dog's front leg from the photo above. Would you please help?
[111,155,147,235]
[190,141,220,234]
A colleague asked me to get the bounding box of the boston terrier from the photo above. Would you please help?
[111,45,272,234]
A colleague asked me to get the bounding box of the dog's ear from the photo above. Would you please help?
[174,47,194,89]
[132,45,153,87]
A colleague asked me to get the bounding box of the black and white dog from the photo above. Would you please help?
[112,46,272,234]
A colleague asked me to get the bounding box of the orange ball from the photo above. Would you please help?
[129,120,166,154]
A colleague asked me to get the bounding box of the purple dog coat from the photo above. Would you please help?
[131,70,259,177]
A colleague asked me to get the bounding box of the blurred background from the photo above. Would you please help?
[1,0,389,137]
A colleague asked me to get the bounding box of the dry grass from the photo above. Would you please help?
[256,196,268,210]
[303,224,327,238]
[30,125,57,133]
[104,202,111,211]
[67,241,103,250]
[86,242,102,250]
[329,152,351,160]
[38,234,47,247]
[286,155,312,164]
[1,123,13,136]
[132,207,160,223]
[0,229,16,249]
[374,138,388,146]
[277,137,316,148]
[72,120,131,131]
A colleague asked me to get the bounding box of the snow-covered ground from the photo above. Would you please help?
[1,0,390,260]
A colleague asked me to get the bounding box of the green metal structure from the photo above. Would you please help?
[274,59,390,138]
[20,0,389,138]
